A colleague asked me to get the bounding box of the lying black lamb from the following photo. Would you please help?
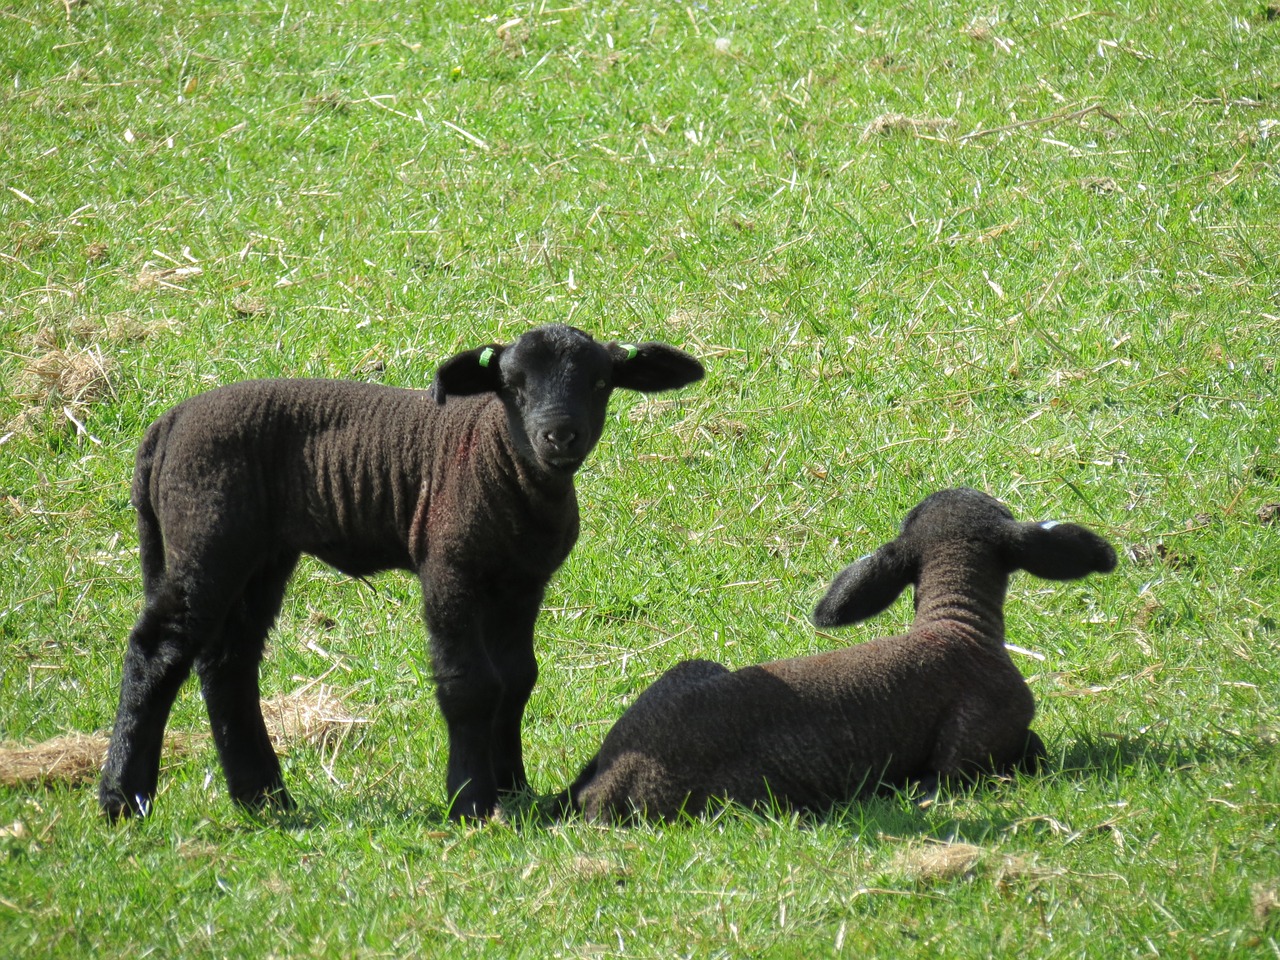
[562,487,1117,821]
[100,324,704,821]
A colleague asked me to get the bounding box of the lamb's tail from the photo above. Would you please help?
[132,414,173,594]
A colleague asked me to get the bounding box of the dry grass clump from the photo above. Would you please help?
[232,293,268,317]
[0,732,142,789]
[260,683,369,748]
[135,263,203,291]
[860,113,953,142]
[894,841,985,882]
[6,342,116,436]
[0,685,368,789]
[18,343,115,407]
[69,311,178,342]
[569,855,629,882]
[5,312,178,435]
[892,841,1060,886]
[1081,176,1122,195]
[1255,883,1280,924]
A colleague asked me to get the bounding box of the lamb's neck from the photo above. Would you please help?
[910,546,1009,645]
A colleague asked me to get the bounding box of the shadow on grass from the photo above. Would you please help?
[1049,724,1278,783]
[516,779,1029,844]
[152,723,1275,835]
[264,784,559,833]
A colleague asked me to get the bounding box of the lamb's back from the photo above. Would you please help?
[144,379,504,576]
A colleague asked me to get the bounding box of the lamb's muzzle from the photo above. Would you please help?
[563,486,1117,822]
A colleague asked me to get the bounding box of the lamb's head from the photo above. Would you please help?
[812,487,1117,628]
[431,324,704,476]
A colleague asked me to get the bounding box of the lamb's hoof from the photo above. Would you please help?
[446,790,500,823]
[99,788,151,823]
[232,785,296,814]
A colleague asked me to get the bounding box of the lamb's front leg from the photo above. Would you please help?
[422,572,505,820]
[483,588,544,798]
[1009,729,1047,775]
[928,693,1039,785]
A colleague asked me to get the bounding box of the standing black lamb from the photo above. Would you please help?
[99,324,704,821]
[562,487,1117,821]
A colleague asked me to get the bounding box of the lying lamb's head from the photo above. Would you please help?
[812,487,1117,628]
[431,324,704,475]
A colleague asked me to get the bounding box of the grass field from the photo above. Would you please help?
[2,0,1278,955]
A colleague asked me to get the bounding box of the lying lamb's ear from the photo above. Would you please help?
[1005,520,1118,581]
[812,541,916,628]
[609,341,705,393]
[430,344,505,404]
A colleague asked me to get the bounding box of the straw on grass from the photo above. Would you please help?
[0,685,367,789]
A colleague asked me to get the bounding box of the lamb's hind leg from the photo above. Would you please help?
[563,659,730,820]
[100,580,206,821]
[554,754,599,815]
[196,552,299,812]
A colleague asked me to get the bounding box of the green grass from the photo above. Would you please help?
[2,0,1278,955]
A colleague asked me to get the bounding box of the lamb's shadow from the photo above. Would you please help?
[224,725,1277,836]
[518,784,1050,846]
[518,771,1037,841]
[268,784,561,833]
[202,789,456,834]
[1045,726,1277,783]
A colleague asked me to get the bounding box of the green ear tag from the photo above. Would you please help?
[478,347,495,368]
[620,343,638,361]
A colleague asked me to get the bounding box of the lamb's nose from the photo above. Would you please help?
[542,427,578,451]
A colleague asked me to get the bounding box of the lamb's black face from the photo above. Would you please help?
[498,326,615,475]
[430,322,704,477]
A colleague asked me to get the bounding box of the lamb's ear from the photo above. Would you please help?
[430,344,505,404]
[1005,520,1118,581]
[609,341,705,393]
[812,541,915,628]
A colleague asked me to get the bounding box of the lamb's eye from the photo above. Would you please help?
[594,379,607,390]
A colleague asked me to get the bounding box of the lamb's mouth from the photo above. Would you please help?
[543,454,585,474]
